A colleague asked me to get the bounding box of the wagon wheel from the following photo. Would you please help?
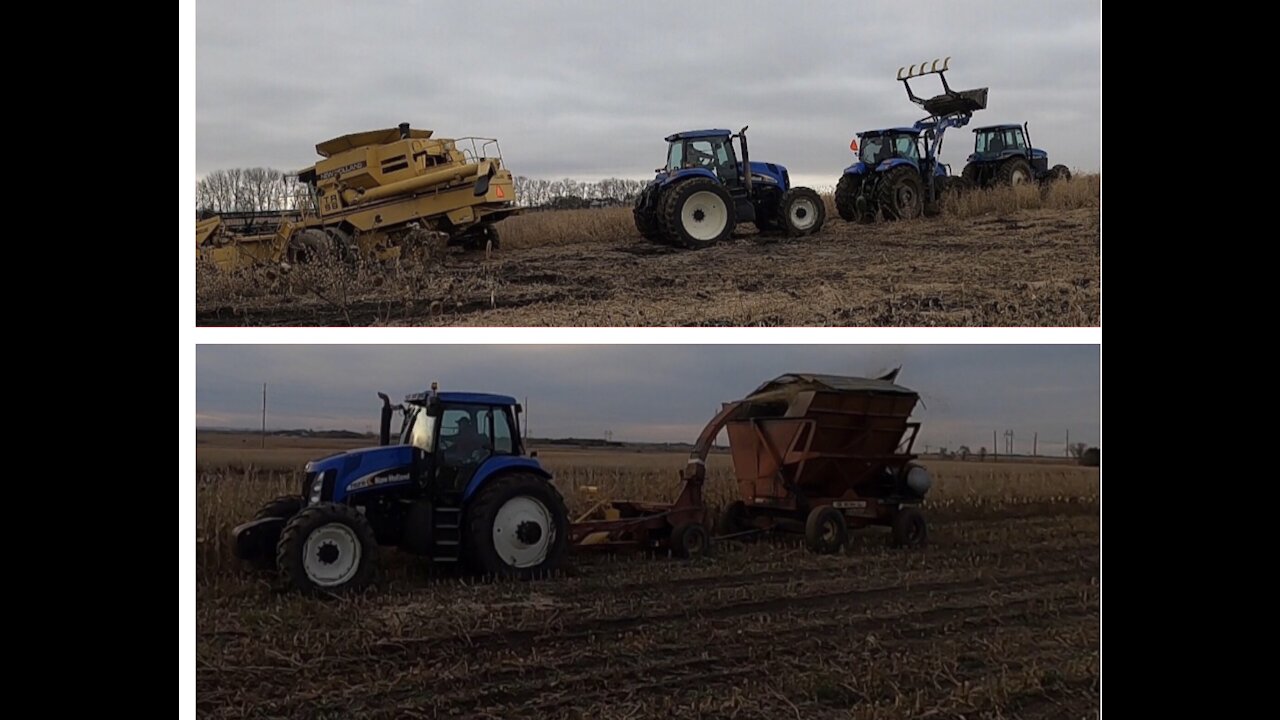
[804,506,847,554]
[671,522,711,558]
[890,507,928,548]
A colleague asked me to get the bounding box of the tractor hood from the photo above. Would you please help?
[306,444,417,502]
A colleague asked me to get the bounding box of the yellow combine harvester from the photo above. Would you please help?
[197,123,519,271]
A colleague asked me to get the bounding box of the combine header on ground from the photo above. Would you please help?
[835,58,987,222]
[197,123,519,271]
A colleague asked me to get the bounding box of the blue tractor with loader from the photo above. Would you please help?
[960,123,1071,187]
[232,385,569,593]
[633,127,825,248]
[835,58,988,223]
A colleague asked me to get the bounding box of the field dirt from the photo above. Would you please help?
[195,207,1100,327]
[195,438,1099,719]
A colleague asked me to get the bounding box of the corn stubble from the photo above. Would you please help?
[195,445,1100,719]
[196,175,1100,327]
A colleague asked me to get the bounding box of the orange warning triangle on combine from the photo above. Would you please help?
[496,186,505,198]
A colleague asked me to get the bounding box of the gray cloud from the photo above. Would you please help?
[196,345,1100,454]
[195,0,1101,186]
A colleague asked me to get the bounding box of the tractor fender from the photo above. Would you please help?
[875,158,917,173]
[462,456,554,502]
[657,167,720,188]
[308,444,416,503]
[842,162,870,176]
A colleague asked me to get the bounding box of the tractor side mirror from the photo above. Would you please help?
[530,450,538,458]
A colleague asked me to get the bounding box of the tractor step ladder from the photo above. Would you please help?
[431,505,464,563]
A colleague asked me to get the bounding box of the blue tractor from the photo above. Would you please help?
[232,385,569,593]
[961,123,1071,187]
[834,58,988,223]
[632,127,825,248]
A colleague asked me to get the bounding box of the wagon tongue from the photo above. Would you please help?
[921,87,988,116]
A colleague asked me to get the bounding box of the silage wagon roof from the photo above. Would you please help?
[746,373,917,400]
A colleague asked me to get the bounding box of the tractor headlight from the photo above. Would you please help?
[309,471,329,504]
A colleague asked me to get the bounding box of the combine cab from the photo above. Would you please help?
[196,123,519,271]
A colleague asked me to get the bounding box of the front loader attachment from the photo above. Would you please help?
[898,57,988,117]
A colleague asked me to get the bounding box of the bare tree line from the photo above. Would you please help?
[196,169,649,215]
[512,176,648,208]
[195,168,315,215]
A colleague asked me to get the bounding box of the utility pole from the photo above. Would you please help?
[993,429,998,463]
[1065,429,1070,458]
[1033,432,1038,457]
[1003,429,1014,456]
[261,382,267,449]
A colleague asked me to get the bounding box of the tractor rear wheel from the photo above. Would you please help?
[466,473,569,579]
[890,507,928,548]
[804,506,848,554]
[660,179,736,248]
[778,187,826,236]
[997,157,1034,186]
[878,167,925,221]
[276,502,378,593]
[671,522,711,558]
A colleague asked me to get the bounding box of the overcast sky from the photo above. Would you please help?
[196,345,1100,454]
[194,0,1101,188]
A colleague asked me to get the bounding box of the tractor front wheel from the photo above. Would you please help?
[660,179,736,248]
[804,506,848,554]
[1048,164,1071,182]
[276,503,378,593]
[466,473,569,579]
[997,157,1034,186]
[878,167,925,221]
[961,162,982,187]
[778,187,826,236]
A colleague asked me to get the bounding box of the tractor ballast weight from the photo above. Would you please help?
[633,126,826,248]
[196,123,519,271]
[835,58,986,223]
[231,385,568,593]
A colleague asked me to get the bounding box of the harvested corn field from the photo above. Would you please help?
[195,178,1100,327]
[196,446,1099,719]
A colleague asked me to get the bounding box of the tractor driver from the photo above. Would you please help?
[452,416,488,458]
[684,144,716,170]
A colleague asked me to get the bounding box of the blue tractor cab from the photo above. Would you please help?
[835,58,986,223]
[962,123,1071,186]
[232,385,569,592]
[633,126,825,247]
